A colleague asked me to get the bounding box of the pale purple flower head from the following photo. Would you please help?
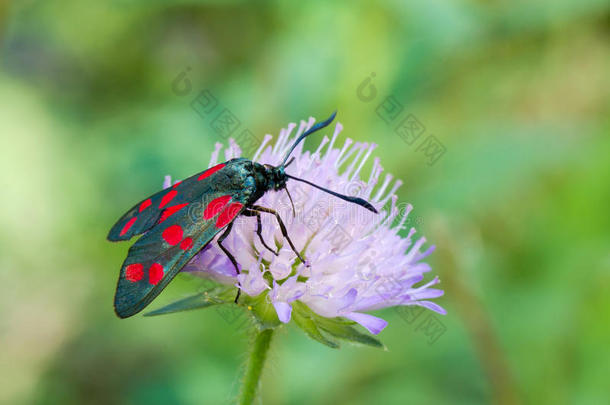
[166,117,445,335]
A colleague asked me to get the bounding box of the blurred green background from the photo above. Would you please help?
[1,0,609,404]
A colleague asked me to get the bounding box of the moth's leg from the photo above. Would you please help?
[244,209,279,256]
[251,205,309,267]
[218,222,239,273]
[217,222,241,303]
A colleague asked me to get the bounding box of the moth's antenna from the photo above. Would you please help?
[286,174,378,213]
[281,111,337,166]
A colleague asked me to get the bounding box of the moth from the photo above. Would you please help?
[108,112,377,318]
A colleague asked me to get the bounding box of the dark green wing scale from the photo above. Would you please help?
[108,161,240,241]
[112,159,256,318]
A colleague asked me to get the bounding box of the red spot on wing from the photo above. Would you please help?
[180,237,193,251]
[159,190,178,209]
[198,163,226,181]
[172,181,182,189]
[139,199,152,212]
[162,224,183,246]
[203,195,232,220]
[159,203,189,223]
[149,263,164,285]
[216,202,244,228]
[125,263,144,282]
[120,217,137,236]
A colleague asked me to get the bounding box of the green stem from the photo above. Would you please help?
[239,328,275,405]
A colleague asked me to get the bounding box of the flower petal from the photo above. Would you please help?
[237,263,269,297]
[163,175,172,189]
[344,312,388,335]
[416,301,447,315]
[409,288,444,300]
[337,288,358,311]
[273,301,293,323]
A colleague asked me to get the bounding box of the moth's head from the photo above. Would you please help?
[264,164,287,191]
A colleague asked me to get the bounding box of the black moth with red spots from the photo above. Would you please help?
[108,112,378,318]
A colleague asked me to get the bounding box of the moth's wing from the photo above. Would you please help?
[113,186,252,318]
[108,160,245,241]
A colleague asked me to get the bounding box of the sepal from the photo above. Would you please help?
[292,302,385,349]
[145,293,221,316]
[292,305,340,349]
[144,284,234,316]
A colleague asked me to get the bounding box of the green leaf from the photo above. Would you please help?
[144,292,223,316]
[292,309,340,349]
[292,302,385,349]
[317,319,385,349]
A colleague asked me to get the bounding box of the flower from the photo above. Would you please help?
[165,117,445,337]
